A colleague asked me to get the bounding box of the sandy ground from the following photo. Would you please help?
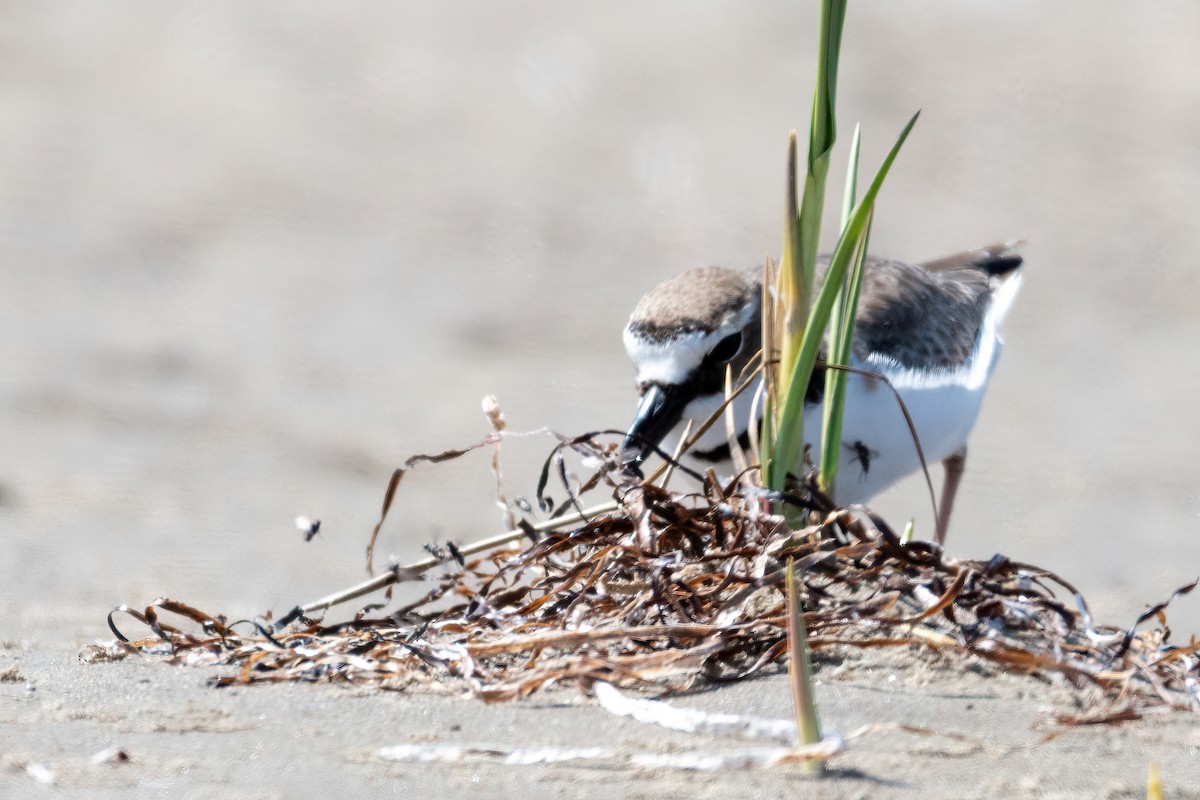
[3,2,1200,796]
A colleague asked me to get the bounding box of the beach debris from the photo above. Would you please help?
[89,746,130,765]
[295,516,321,542]
[24,762,55,785]
[78,642,131,664]
[483,395,519,532]
[376,684,972,772]
[103,428,1200,729]
[593,681,801,743]
[377,741,842,771]
[378,730,964,772]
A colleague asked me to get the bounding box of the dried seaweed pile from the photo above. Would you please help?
[105,433,1200,722]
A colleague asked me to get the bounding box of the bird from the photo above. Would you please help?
[620,243,1024,543]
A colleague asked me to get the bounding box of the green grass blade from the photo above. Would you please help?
[786,558,823,774]
[799,0,845,276]
[775,131,805,415]
[767,111,919,490]
[776,0,846,421]
[818,124,864,495]
[819,214,871,494]
[840,124,862,229]
[810,0,844,163]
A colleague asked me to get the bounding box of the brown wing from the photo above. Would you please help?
[810,243,1022,369]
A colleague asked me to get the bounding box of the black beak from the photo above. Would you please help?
[621,384,691,466]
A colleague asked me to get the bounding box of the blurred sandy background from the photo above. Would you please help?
[2,4,1200,796]
[2,4,1200,792]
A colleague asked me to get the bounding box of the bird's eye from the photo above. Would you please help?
[708,332,742,363]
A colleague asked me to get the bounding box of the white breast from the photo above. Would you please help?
[663,330,1004,506]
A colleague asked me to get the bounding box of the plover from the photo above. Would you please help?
[621,243,1024,542]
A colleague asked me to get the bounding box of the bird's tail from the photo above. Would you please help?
[920,240,1025,278]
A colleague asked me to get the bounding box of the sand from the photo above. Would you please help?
[3,2,1200,796]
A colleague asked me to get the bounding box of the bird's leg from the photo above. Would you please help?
[934,446,967,546]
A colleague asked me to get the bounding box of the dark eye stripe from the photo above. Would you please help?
[708,332,742,363]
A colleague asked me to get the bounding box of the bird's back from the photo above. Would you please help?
[818,247,1023,373]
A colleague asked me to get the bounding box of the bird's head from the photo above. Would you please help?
[621,266,762,466]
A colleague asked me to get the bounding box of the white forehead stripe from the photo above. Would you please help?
[623,327,709,385]
[623,296,758,387]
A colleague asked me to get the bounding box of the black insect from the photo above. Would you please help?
[518,519,542,543]
[845,440,880,478]
[446,541,466,567]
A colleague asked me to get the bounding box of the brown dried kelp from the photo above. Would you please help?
[107,431,1200,723]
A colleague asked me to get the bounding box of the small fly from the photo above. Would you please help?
[845,441,880,478]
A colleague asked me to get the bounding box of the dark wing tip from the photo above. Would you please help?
[919,240,1026,275]
[973,253,1024,278]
